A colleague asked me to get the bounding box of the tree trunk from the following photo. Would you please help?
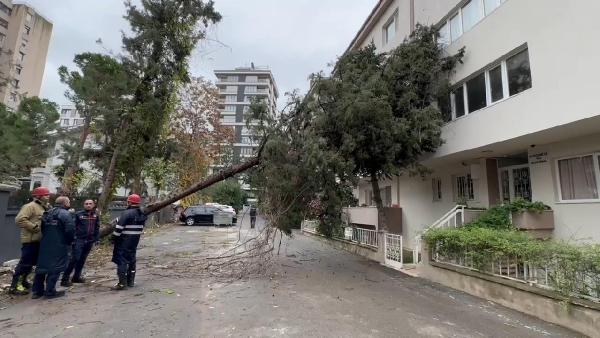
[99,156,260,237]
[61,118,91,196]
[97,147,120,217]
[370,171,387,232]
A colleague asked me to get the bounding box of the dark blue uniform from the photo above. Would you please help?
[62,210,99,283]
[112,206,147,287]
[32,205,75,297]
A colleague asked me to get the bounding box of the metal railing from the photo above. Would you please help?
[432,248,600,303]
[414,205,466,264]
[346,227,378,248]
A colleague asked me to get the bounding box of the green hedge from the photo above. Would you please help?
[424,226,600,302]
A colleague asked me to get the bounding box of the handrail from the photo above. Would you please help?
[430,204,466,229]
[413,205,466,264]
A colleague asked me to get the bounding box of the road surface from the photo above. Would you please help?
[0,217,582,337]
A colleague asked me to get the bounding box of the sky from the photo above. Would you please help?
[24,0,378,107]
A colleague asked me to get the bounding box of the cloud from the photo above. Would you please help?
[26,0,377,106]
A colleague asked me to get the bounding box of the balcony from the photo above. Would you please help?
[342,206,402,234]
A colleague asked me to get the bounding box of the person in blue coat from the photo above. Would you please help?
[61,199,99,287]
[32,196,75,299]
[111,194,147,290]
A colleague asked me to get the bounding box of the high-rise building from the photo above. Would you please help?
[0,0,52,109]
[214,65,278,164]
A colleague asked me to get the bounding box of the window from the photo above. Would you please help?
[10,92,17,102]
[507,49,532,96]
[224,105,236,112]
[226,75,238,82]
[452,86,465,118]
[61,119,69,126]
[241,127,251,135]
[75,119,84,126]
[24,25,30,35]
[240,147,254,156]
[61,109,69,116]
[241,136,254,144]
[557,155,599,201]
[438,22,450,46]
[449,13,462,42]
[447,48,532,122]
[19,52,25,61]
[225,95,237,102]
[382,186,392,207]
[246,76,258,83]
[466,73,486,113]
[225,85,237,93]
[454,174,475,201]
[11,79,19,88]
[432,178,442,201]
[0,18,7,28]
[488,65,504,102]
[484,0,503,15]
[244,86,257,94]
[462,0,483,32]
[383,11,397,45]
[0,33,5,47]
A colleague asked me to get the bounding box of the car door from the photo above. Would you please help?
[196,207,213,224]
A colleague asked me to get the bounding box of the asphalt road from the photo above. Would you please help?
[0,216,583,337]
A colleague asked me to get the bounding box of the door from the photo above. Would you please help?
[498,165,532,202]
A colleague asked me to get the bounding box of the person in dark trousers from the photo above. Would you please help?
[9,187,50,296]
[61,199,99,287]
[32,196,75,299]
[111,194,147,290]
[249,206,257,229]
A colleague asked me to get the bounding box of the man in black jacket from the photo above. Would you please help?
[111,194,147,290]
[61,199,99,287]
[32,196,75,299]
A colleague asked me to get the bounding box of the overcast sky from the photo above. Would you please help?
[24,0,377,107]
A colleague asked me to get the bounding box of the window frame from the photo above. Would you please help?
[453,174,476,202]
[382,9,398,45]
[554,153,600,203]
[432,178,443,202]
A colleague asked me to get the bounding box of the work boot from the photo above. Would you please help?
[60,279,73,287]
[71,276,86,284]
[31,293,43,299]
[8,275,29,296]
[126,264,136,287]
[111,275,127,291]
[20,274,32,290]
[44,290,66,299]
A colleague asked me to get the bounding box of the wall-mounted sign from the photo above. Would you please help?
[529,152,548,164]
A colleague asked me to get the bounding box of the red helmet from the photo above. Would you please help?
[32,187,50,197]
[127,194,142,204]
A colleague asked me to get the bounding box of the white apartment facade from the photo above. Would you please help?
[214,66,278,165]
[348,0,600,245]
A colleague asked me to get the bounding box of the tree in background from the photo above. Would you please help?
[168,77,233,206]
[143,157,177,198]
[0,97,59,182]
[312,25,464,230]
[204,179,247,211]
[57,53,134,196]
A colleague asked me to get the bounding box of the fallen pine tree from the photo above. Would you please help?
[99,156,260,237]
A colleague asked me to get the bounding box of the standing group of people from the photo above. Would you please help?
[8,187,147,299]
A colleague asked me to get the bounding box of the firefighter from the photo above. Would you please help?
[32,196,75,299]
[9,187,50,296]
[111,194,147,290]
[61,199,99,286]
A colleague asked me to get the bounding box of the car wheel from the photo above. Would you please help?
[185,217,195,226]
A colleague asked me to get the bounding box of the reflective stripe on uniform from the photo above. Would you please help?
[115,224,124,229]
[113,231,122,236]
[124,225,143,229]
[122,230,143,235]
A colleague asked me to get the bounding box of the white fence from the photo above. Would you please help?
[432,248,600,303]
[341,226,378,248]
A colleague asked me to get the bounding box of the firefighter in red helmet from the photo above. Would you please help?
[111,194,147,290]
[9,187,50,296]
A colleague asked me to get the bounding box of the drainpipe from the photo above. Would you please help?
[410,0,415,32]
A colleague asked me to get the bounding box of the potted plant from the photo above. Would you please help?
[509,198,554,231]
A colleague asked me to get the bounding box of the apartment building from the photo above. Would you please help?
[347,0,600,245]
[214,66,278,165]
[0,0,52,109]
